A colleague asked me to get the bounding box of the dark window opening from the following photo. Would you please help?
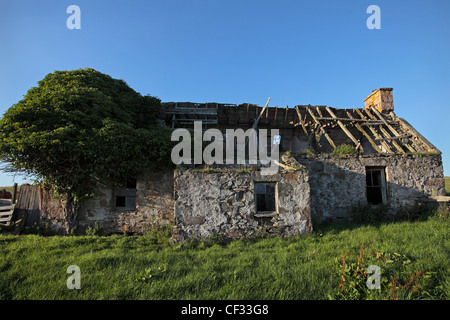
[255,183,276,213]
[366,167,386,205]
[115,177,137,210]
[115,196,126,207]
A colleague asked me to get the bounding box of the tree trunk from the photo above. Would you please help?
[65,195,79,234]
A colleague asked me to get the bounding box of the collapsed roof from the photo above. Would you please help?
[158,88,440,155]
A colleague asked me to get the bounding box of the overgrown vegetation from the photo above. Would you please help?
[330,144,359,157]
[85,222,103,237]
[0,207,448,300]
[298,144,360,157]
[0,68,174,203]
[333,244,440,300]
[300,147,317,155]
[445,177,450,196]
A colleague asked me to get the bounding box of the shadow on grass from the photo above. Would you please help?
[313,202,447,236]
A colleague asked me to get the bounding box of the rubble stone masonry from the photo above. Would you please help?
[171,167,311,242]
[39,153,444,238]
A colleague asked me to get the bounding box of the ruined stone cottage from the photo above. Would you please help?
[37,88,445,239]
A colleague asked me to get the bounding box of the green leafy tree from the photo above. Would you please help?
[0,68,173,226]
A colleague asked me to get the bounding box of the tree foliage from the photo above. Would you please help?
[0,68,173,200]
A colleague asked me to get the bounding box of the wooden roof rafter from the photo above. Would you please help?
[354,108,393,153]
[389,112,441,154]
[306,105,337,149]
[346,110,383,154]
[325,106,364,153]
[295,105,309,136]
[159,101,440,156]
[363,108,406,154]
[370,107,416,153]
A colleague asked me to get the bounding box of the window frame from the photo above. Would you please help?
[254,182,278,217]
[114,178,137,211]
[365,167,387,206]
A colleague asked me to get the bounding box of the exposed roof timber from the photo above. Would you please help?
[354,108,394,153]
[306,106,336,149]
[346,110,383,154]
[379,125,406,154]
[364,108,406,154]
[159,102,440,155]
[295,105,309,136]
[283,106,289,125]
[252,97,271,130]
[374,134,412,141]
[370,107,416,153]
[165,108,218,115]
[395,117,441,153]
[386,112,437,153]
[314,116,396,124]
[176,120,218,125]
[326,106,364,153]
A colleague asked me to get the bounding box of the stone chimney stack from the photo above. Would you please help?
[364,88,393,113]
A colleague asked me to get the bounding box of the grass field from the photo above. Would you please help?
[0,208,448,300]
[0,186,14,193]
[0,185,20,196]
[445,177,450,195]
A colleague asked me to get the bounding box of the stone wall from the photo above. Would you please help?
[135,170,175,229]
[76,170,175,235]
[294,153,445,222]
[171,167,311,241]
[40,188,68,234]
[37,153,445,236]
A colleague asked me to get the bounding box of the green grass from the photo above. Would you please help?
[445,177,450,195]
[0,212,448,300]
[329,144,359,157]
[0,186,15,193]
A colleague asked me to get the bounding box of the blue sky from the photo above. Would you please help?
[0,0,449,186]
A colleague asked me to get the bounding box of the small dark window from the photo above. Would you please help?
[255,183,276,212]
[115,177,137,210]
[115,196,126,207]
[366,167,386,205]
